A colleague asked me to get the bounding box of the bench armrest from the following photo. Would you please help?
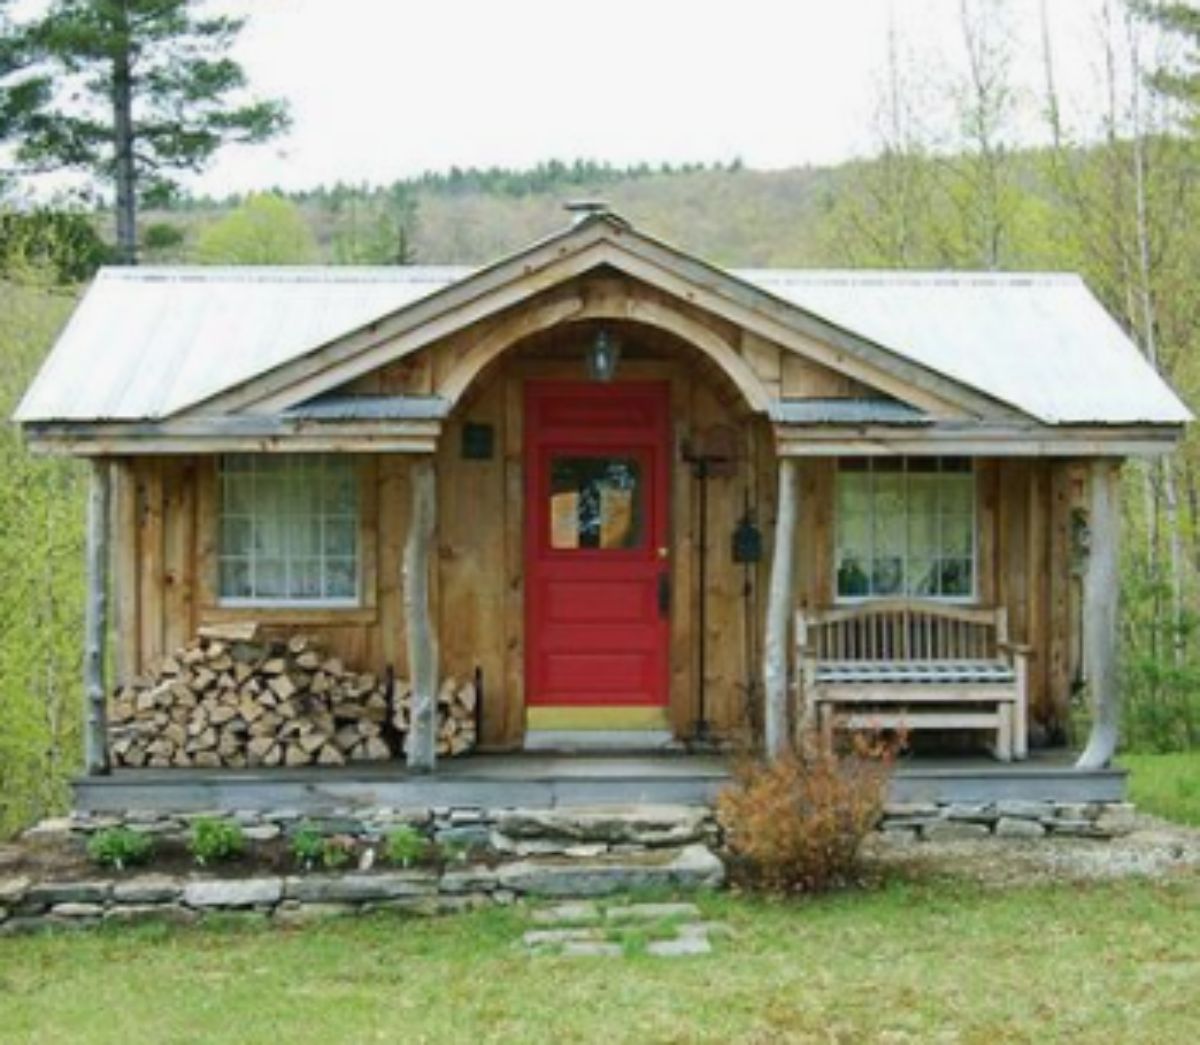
[998,640,1033,656]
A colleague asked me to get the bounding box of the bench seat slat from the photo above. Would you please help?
[815,661,1015,685]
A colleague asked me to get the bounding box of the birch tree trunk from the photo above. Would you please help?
[763,459,798,759]
[404,457,438,773]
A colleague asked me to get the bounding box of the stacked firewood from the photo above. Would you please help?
[107,629,477,769]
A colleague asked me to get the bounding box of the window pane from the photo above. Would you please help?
[941,474,974,515]
[872,556,904,595]
[837,554,871,597]
[942,513,973,556]
[218,455,360,604]
[908,558,938,596]
[940,558,973,597]
[549,457,642,550]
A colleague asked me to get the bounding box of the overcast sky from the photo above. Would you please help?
[141,1,1149,194]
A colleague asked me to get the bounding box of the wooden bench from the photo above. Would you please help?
[795,601,1029,761]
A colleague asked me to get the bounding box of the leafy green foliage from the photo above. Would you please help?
[383,826,428,868]
[86,826,154,870]
[0,277,82,840]
[1123,752,1200,825]
[188,817,246,866]
[290,824,356,870]
[194,194,317,264]
[0,209,109,283]
[0,0,288,261]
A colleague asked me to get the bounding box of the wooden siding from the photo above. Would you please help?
[110,275,1083,750]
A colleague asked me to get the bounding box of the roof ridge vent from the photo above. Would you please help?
[564,199,613,225]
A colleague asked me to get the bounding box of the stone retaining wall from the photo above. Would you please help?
[878,799,1137,841]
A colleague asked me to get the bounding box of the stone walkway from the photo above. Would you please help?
[522,900,728,957]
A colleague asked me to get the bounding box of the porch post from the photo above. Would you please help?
[405,456,439,773]
[763,458,798,759]
[1077,458,1122,770]
[84,459,112,775]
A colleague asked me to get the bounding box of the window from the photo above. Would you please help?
[218,454,360,605]
[835,457,975,600]
[548,456,644,550]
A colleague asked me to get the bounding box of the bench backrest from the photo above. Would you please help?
[796,600,1007,662]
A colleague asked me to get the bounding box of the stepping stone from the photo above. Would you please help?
[561,941,623,958]
[523,928,604,947]
[677,921,732,939]
[605,902,700,923]
[647,935,711,957]
[530,901,601,926]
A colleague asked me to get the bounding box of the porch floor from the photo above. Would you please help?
[72,749,1125,814]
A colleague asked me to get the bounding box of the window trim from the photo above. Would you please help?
[197,455,378,623]
[833,457,978,605]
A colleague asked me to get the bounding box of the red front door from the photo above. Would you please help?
[525,381,670,717]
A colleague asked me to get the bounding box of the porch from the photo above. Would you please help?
[70,749,1126,815]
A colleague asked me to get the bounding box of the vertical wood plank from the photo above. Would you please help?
[669,367,696,738]
[502,372,526,748]
[112,458,140,683]
[138,457,165,670]
[1047,459,1074,733]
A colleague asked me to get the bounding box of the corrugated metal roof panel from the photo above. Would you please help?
[284,394,450,421]
[771,398,929,425]
[14,261,1191,427]
[15,266,468,422]
[738,269,1192,425]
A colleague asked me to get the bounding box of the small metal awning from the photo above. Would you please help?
[770,398,929,425]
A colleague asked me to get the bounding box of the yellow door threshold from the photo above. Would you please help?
[526,706,671,731]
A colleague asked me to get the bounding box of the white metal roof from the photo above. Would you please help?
[15,261,1190,426]
[745,270,1192,426]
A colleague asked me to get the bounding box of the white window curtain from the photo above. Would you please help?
[218,454,359,605]
[835,457,975,600]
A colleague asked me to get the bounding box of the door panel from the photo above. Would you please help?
[525,381,670,712]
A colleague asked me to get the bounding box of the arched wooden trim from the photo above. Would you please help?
[438,293,773,413]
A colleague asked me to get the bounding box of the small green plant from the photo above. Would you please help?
[291,824,324,870]
[384,825,428,868]
[189,818,246,866]
[86,827,155,871]
[291,824,357,870]
[321,835,356,870]
[438,838,471,865]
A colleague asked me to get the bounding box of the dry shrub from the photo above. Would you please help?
[716,733,897,894]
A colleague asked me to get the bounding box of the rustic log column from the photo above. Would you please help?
[1077,458,1122,770]
[404,456,438,773]
[84,459,112,775]
[763,458,799,759]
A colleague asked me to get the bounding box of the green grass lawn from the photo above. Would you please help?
[1123,751,1200,826]
[2,878,1199,1043]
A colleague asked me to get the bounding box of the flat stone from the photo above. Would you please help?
[0,916,54,936]
[530,902,601,926]
[922,821,991,842]
[564,844,608,859]
[883,802,939,818]
[944,803,995,823]
[647,935,712,957]
[996,800,1053,820]
[104,904,197,925]
[677,921,733,939]
[128,821,183,836]
[273,902,357,925]
[433,825,493,849]
[243,824,282,842]
[183,878,283,908]
[1054,803,1096,821]
[495,805,709,846]
[284,872,437,903]
[113,875,183,904]
[359,896,440,917]
[448,809,485,824]
[0,876,31,907]
[439,866,498,894]
[995,817,1047,839]
[21,818,75,842]
[27,880,111,906]
[605,902,701,923]
[300,817,368,837]
[498,843,724,897]
[523,927,605,946]
[1095,803,1138,836]
[560,941,622,957]
[51,902,105,918]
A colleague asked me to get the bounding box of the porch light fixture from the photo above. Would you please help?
[587,328,621,382]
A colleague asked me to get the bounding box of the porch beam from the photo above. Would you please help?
[84,459,112,775]
[763,458,799,758]
[1077,459,1122,770]
[404,456,439,773]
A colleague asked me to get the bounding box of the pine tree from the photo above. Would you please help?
[2,1,288,264]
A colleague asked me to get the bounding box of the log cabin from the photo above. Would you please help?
[13,207,1191,806]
